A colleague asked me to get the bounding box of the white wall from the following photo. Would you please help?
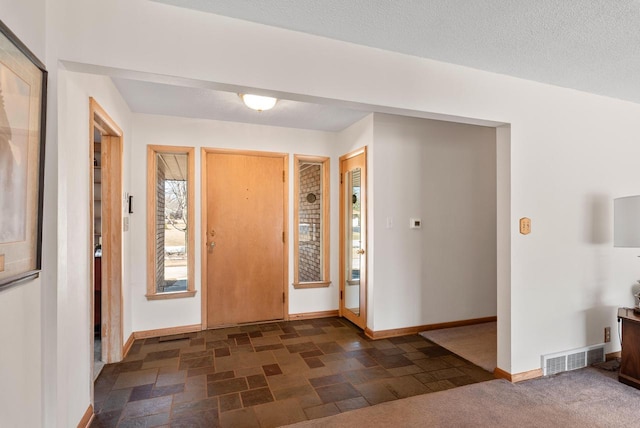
[496,125,512,372]
[131,114,339,330]
[371,114,497,331]
[55,69,132,427]
[0,1,46,59]
[0,281,42,427]
[0,2,45,427]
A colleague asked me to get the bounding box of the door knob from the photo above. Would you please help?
[208,241,216,249]
[356,249,365,255]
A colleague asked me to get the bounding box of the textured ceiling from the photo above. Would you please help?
[152,0,640,104]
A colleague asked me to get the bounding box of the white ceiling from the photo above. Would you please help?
[111,78,370,132]
[116,1,640,132]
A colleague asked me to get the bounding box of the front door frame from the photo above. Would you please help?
[200,147,289,329]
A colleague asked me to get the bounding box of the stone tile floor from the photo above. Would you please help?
[91,317,495,427]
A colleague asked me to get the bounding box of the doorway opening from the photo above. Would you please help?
[92,127,103,379]
[89,98,124,385]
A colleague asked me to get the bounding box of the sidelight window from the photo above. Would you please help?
[293,155,330,288]
[146,145,196,299]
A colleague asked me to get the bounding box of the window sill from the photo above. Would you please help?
[293,281,331,289]
[145,290,197,300]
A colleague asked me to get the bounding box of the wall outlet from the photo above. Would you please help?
[605,326,611,343]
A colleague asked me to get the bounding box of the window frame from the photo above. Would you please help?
[293,154,331,289]
[146,145,196,300]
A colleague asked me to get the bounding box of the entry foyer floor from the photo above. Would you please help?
[91,317,494,427]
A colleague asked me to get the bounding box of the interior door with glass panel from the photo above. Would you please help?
[340,147,367,329]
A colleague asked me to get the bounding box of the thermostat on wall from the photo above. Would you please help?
[410,218,422,229]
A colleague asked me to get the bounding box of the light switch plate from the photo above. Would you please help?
[519,217,531,235]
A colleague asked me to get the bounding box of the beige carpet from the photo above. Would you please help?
[419,322,496,372]
[288,367,640,427]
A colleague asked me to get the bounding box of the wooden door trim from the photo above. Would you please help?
[202,147,288,158]
[200,149,207,330]
[101,134,124,362]
[340,146,366,162]
[200,147,289,330]
[339,146,367,329]
[89,98,123,370]
[91,100,123,137]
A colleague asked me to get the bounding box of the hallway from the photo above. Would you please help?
[91,317,494,427]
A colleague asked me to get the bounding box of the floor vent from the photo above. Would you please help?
[541,343,605,376]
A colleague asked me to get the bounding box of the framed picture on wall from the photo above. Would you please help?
[0,19,47,290]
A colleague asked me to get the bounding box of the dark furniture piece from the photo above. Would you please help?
[618,307,640,389]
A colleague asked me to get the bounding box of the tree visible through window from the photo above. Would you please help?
[147,146,195,299]
[161,176,188,292]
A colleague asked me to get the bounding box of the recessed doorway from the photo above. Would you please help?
[89,98,124,385]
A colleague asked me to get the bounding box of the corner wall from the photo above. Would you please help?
[55,69,133,426]
[496,125,512,372]
[371,113,497,331]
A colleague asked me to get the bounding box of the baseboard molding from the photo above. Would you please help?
[133,324,201,340]
[493,367,511,381]
[364,316,497,340]
[606,351,621,361]
[289,310,339,320]
[494,367,543,383]
[77,404,94,428]
[123,333,135,358]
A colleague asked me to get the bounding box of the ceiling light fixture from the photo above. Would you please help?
[239,93,278,112]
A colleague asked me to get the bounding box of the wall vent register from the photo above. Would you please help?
[541,344,605,376]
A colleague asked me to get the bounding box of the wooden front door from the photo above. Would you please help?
[205,151,286,327]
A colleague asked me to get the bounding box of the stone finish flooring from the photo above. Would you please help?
[91,317,495,427]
